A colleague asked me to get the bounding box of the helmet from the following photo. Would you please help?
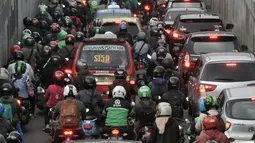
[138,86,151,99]
[75,32,85,42]
[53,71,65,81]
[162,58,174,69]
[204,96,219,110]
[112,86,126,99]
[52,10,61,20]
[157,39,166,47]
[15,61,27,75]
[70,8,78,16]
[0,83,14,97]
[42,45,52,56]
[137,32,146,41]
[167,76,179,90]
[63,84,78,98]
[119,23,128,31]
[23,36,35,47]
[22,29,32,37]
[0,68,9,80]
[50,0,59,4]
[93,18,102,27]
[32,32,42,43]
[57,30,68,41]
[199,98,206,112]
[50,55,61,66]
[50,23,60,33]
[32,18,40,27]
[156,102,172,116]
[23,17,33,27]
[65,34,75,45]
[114,68,127,79]
[40,20,49,30]
[156,47,167,60]
[64,16,73,27]
[6,131,22,143]
[0,103,4,116]
[153,66,165,78]
[83,76,96,89]
[76,60,87,72]
[149,17,159,27]
[13,51,24,61]
[203,116,219,130]
[11,45,21,55]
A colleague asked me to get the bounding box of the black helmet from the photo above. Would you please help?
[53,11,61,20]
[6,131,22,143]
[162,58,174,69]
[153,66,165,78]
[156,47,167,60]
[70,8,78,16]
[0,83,14,97]
[24,37,35,47]
[65,34,75,45]
[40,20,49,30]
[42,45,52,56]
[157,39,166,47]
[75,32,85,42]
[50,55,61,66]
[167,76,179,90]
[84,76,96,89]
[137,32,146,41]
[136,73,147,81]
[23,17,33,27]
[114,68,127,79]
[76,60,87,72]
[13,51,24,61]
[32,32,42,43]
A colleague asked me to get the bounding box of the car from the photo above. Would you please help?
[95,9,132,19]
[187,52,255,117]
[63,140,138,143]
[219,86,255,143]
[164,7,205,27]
[166,0,209,10]
[72,33,136,99]
[100,17,142,37]
[178,31,248,86]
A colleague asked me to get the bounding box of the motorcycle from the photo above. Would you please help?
[35,86,46,111]
[103,127,128,140]
[82,109,98,139]
[17,98,30,126]
[140,1,153,25]
[174,118,190,143]
[137,125,153,143]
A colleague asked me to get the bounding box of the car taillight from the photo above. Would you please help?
[162,4,166,8]
[251,97,255,101]
[172,31,185,40]
[164,29,171,34]
[225,122,231,130]
[64,69,72,74]
[84,124,93,130]
[198,84,217,93]
[209,35,218,39]
[144,5,150,11]
[63,130,73,136]
[130,80,135,85]
[183,52,194,68]
[247,83,255,86]
[184,0,190,2]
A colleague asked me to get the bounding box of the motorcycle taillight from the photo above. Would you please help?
[84,124,93,130]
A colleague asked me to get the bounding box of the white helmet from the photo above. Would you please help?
[63,84,78,97]
[149,17,159,27]
[112,86,126,99]
[156,102,172,116]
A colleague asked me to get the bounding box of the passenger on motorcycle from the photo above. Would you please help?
[150,102,180,143]
[135,72,148,88]
[195,96,225,134]
[102,86,134,139]
[0,103,15,140]
[43,71,65,131]
[161,77,188,119]
[6,45,21,66]
[196,116,230,143]
[0,83,23,142]
[57,30,68,49]
[108,68,136,102]
[116,22,133,45]
[133,31,151,62]
[6,131,23,143]
[148,66,167,102]
[134,86,156,135]
[76,76,104,120]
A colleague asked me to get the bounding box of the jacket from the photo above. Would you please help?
[21,47,41,69]
[103,98,132,127]
[44,84,64,107]
[0,117,15,138]
[73,69,93,91]
[76,89,104,118]
[133,41,150,60]
[11,74,33,99]
[0,96,22,123]
[150,117,180,143]
[7,63,34,82]
[148,78,167,101]
[196,130,230,143]
[134,98,156,124]
[57,45,76,66]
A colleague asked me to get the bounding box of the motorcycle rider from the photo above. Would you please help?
[40,20,51,37]
[50,23,61,41]
[74,31,85,48]
[103,86,134,139]
[43,71,65,131]
[5,45,21,68]
[134,86,156,135]
[116,22,133,45]
[23,17,38,33]
[36,45,52,74]
[73,62,93,91]
[0,103,15,139]
[6,131,23,143]
[162,58,181,81]
[69,8,82,30]
[196,116,230,143]
[150,102,180,143]
[133,32,151,62]
[62,16,77,35]
[161,77,188,119]
[148,66,167,102]
[135,72,148,88]
[57,30,68,49]
[31,18,42,34]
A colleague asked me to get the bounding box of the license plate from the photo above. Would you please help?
[109,137,123,140]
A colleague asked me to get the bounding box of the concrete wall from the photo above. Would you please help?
[205,0,255,54]
[0,0,41,66]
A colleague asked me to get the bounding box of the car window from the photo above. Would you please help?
[165,10,204,21]
[201,62,255,82]
[172,2,202,8]
[226,99,255,120]
[96,11,132,18]
[177,19,224,33]
[77,44,130,70]
[101,22,139,36]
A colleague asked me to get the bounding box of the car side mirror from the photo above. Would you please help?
[206,5,211,10]
[229,138,235,142]
[241,45,248,52]
[226,23,234,30]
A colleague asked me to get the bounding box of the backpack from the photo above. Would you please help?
[0,102,13,120]
[205,112,226,133]
[64,46,76,59]
[166,90,182,117]
[150,81,167,99]
[138,101,156,124]
[59,99,79,129]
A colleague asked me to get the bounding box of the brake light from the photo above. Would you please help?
[64,69,72,74]
[112,129,119,136]
[226,63,236,67]
[251,98,255,101]
[17,99,21,105]
[82,0,87,5]
[162,4,166,8]
[209,35,218,39]
[248,83,255,86]
[198,84,217,93]
[184,52,190,68]
[184,0,190,2]
[144,5,150,11]
[115,20,121,24]
[84,124,93,130]
[225,122,231,130]
[63,130,73,136]
[164,29,171,34]
[130,80,135,85]
[133,14,137,17]
[172,31,185,39]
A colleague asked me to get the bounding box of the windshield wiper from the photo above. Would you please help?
[213,78,234,81]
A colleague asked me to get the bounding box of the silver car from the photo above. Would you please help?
[188,52,255,117]
[219,86,255,142]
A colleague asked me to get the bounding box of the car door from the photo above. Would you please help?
[188,58,202,100]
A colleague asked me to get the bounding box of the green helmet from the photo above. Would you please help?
[15,61,26,75]
[57,30,68,41]
[138,86,151,98]
[204,96,218,108]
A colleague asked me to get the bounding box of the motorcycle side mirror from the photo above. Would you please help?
[147,54,151,59]
[37,86,45,94]
[86,108,90,113]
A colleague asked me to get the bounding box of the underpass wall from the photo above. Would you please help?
[0,0,41,66]
[205,0,255,54]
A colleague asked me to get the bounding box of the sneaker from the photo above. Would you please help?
[29,114,35,119]
[43,124,51,133]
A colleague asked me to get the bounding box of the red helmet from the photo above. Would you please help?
[50,23,60,33]
[53,71,65,81]
[203,116,219,130]
[11,45,21,55]
[65,34,75,45]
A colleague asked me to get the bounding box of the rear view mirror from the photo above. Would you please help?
[226,24,234,30]
[241,45,248,52]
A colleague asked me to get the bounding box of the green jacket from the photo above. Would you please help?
[58,40,66,49]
